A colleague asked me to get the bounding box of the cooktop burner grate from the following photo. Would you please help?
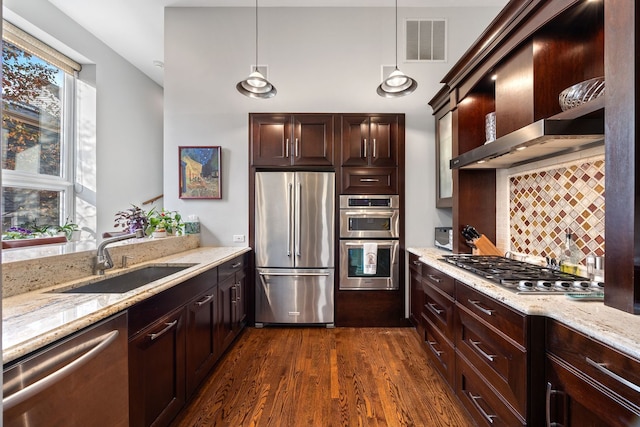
[441,255,604,295]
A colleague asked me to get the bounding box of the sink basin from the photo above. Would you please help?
[58,265,193,294]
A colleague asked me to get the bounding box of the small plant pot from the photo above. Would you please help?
[152,230,167,238]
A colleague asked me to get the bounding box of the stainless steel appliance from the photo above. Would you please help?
[255,171,335,327]
[434,226,453,251]
[339,195,399,239]
[442,255,604,295]
[339,239,399,290]
[339,195,399,290]
[3,312,129,426]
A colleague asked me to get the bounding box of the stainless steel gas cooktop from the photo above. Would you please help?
[441,255,604,295]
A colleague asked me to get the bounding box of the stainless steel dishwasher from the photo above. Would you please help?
[3,311,129,426]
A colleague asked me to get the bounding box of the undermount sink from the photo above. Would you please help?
[57,265,194,294]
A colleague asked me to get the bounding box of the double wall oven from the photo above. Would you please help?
[339,195,399,290]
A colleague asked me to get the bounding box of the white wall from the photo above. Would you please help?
[164,6,501,247]
[4,0,164,239]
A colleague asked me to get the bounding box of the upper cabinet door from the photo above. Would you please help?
[369,115,398,167]
[250,114,335,166]
[292,114,334,166]
[340,115,370,167]
[250,114,292,166]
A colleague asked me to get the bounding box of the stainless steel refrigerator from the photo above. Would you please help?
[254,171,335,327]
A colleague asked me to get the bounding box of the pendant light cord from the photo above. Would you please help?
[395,0,398,69]
[255,0,259,72]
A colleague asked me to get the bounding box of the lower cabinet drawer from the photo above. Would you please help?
[423,316,455,386]
[457,305,527,416]
[546,354,639,427]
[456,352,525,427]
[423,281,455,341]
[340,167,397,194]
[547,319,640,410]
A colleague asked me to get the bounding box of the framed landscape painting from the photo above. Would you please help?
[179,146,221,199]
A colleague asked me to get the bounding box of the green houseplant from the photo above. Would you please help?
[55,218,80,240]
[147,208,184,236]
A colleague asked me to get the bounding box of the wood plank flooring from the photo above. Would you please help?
[171,327,474,427]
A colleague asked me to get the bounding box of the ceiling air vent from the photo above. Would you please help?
[405,19,446,62]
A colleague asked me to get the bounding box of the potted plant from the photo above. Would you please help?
[114,205,148,234]
[55,218,80,241]
[147,208,184,237]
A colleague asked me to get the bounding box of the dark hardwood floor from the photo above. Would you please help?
[171,327,474,427]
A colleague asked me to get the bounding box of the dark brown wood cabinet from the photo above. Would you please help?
[250,113,335,167]
[408,258,544,426]
[408,253,424,333]
[128,255,248,427]
[185,285,217,398]
[338,114,402,195]
[340,114,398,167]
[218,256,247,352]
[129,306,186,427]
[546,320,640,427]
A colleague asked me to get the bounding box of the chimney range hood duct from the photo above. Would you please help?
[450,117,604,170]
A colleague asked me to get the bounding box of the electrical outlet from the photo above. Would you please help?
[233,234,245,243]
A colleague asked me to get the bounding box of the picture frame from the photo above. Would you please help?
[179,146,221,199]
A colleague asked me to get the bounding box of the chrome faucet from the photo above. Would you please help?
[95,229,144,275]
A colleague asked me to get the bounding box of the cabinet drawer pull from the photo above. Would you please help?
[427,340,444,357]
[195,294,214,307]
[586,357,640,393]
[412,260,421,266]
[469,339,496,362]
[427,302,444,316]
[427,274,442,283]
[468,392,497,424]
[295,138,300,157]
[546,382,563,427]
[231,262,242,268]
[468,299,495,316]
[148,320,178,341]
[235,283,241,301]
[359,178,379,183]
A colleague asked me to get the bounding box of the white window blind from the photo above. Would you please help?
[3,20,81,74]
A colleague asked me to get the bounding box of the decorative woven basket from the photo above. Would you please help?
[559,76,605,111]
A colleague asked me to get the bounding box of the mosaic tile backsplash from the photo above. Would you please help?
[509,158,605,262]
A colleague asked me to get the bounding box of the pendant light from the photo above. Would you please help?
[377,0,417,98]
[237,0,276,99]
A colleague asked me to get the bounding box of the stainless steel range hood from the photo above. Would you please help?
[450,117,604,170]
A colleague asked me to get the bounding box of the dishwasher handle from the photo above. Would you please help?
[3,330,119,411]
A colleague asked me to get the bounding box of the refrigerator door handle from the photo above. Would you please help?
[258,271,331,277]
[287,183,293,257]
[295,182,302,257]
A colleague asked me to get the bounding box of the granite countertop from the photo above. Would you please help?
[408,247,640,361]
[2,246,251,364]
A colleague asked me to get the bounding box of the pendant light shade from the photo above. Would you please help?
[377,0,417,98]
[237,0,276,99]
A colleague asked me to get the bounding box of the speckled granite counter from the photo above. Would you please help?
[408,247,640,361]
[3,246,250,364]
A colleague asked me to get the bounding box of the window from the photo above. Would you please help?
[1,21,81,234]
[405,19,447,62]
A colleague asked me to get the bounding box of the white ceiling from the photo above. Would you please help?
[46,0,508,86]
